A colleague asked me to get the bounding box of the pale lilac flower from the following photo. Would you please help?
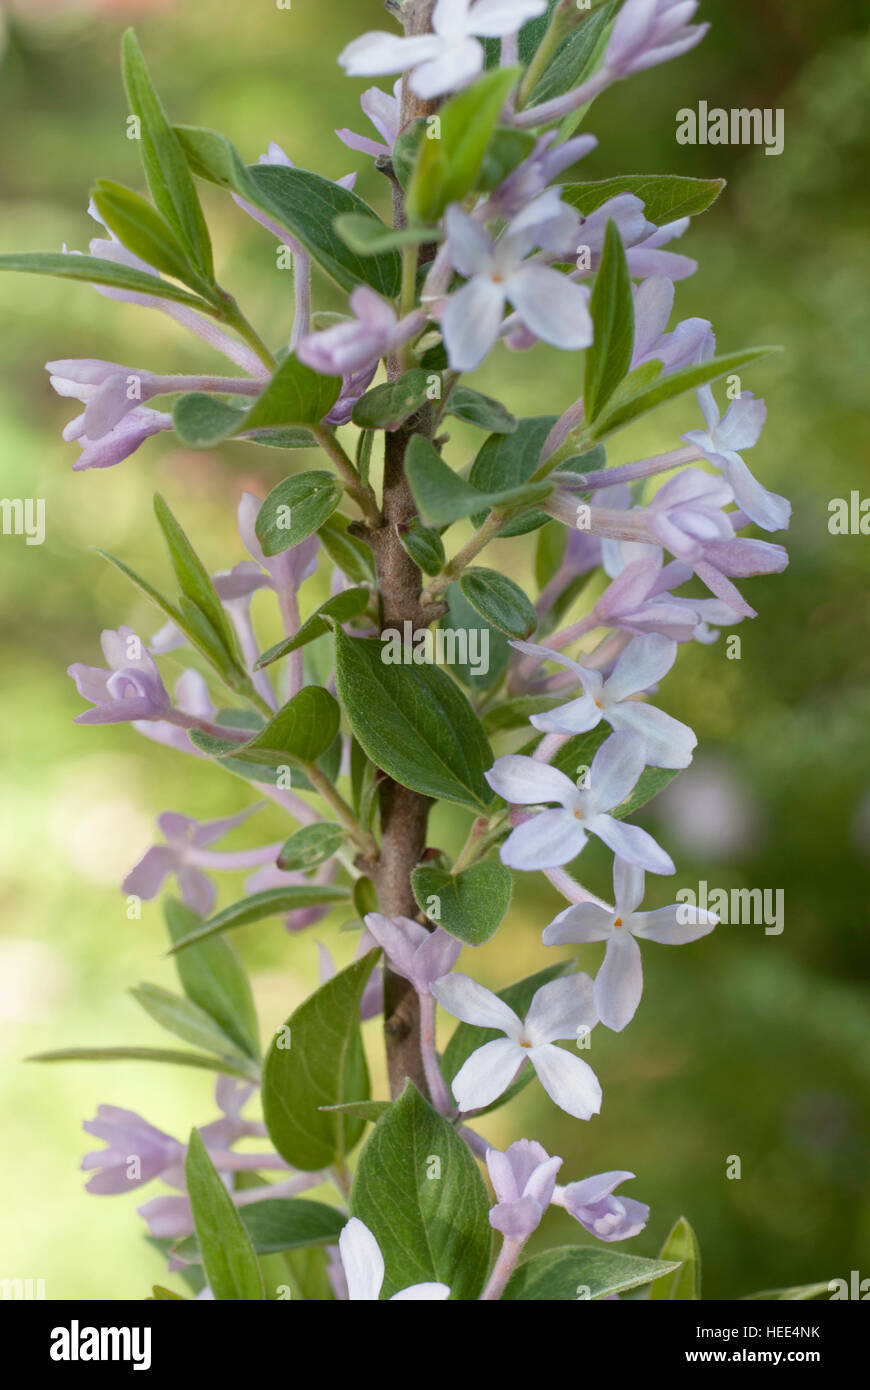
[543,857,717,1030]
[430,971,601,1119]
[123,804,276,917]
[487,1139,562,1238]
[512,634,696,769]
[631,277,711,372]
[574,194,655,265]
[590,558,706,643]
[134,668,215,757]
[49,358,174,470]
[441,202,592,371]
[68,626,171,724]
[339,0,547,100]
[482,131,598,221]
[338,1218,450,1300]
[336,80,402,159]
[624,217,697,281]
[364,913,462,995]
[298,285,425,378]
[683,382,790,533]
[605,0,708,79]
[81,1107,183,1194]
[485,732,675,874]
[553,1170,649,1240]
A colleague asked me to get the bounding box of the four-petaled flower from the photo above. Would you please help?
[339,0,547,99]
[430,972,602,1119]
[68,626,171,724]
[683,379,790,533]
[338,1218,450,1300]
[543,857,717,1030]
[364,912,462,995]
[440,200,592,371]
[485,732,676,874]
[123,804,274,918]
[513,633,697,769]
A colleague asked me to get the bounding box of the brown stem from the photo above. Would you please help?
[369,0,450,1102]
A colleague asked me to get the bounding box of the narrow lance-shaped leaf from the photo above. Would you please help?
[168,884,350,955]
[121,29,213,278]
[650,1216,701,1300]
[130,983,255,1064]
[0,252,211,309]
[91,179,205,290]
[503,1247,682,1301]
[584,218,634,421]
[26,1047,257,1080]
[165,898,260,1061]
[153,494,241,670]
[185,1129,265,1300]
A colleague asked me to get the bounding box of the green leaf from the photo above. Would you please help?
[176,1198,346,1261]
[94,547,184,629]
[277,823,345,872]
[411,860,511,946]
[459,568,538,639]
[153,494,239,664]
[562,173,726,226]
[584,218,634,420]
[164,898,260,1061]
[503,1247,681,1300]
[91,179,204,288]
[525,3,617,108]
[398,518,445,576]
[130,983,253,1063]
[468,414,561,536]
[185,1129,264,1300]
[535,520,567,588]
[255,472,343,557]
[334,630,494,812]
[590,347,780,439]
[149,1286,186,1301]
[172,393,246,447]
[334,214,436,256]
[391,119,426,189]
[350,1082,491,1299]
[441,961,574,1114]
[121,30,213,278]
[550,725,680,819]
[174,124,402,295]
[168,884,349,954]
[0,252,209,309]
[318,513,375,584]
[27,1047,257,1080]
[244,354,342,431]
[408,67,522,221]
[249,164,401,296]
[352,369,433,430]
[650,1216,701,1300]
[405,435,551,528]
[255,587,371,669]
[447,388,517,434]
[262,951,378,1171]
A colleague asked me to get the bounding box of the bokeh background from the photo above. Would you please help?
[1,0,868,1299]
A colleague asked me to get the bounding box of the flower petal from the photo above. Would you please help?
[500,809,588,871]
[450,1036,524,1111]
[430,973,521,1034]
[525,972,598,1045]
[606,699,696,769]
[442,275,505,371]
[590,813,676,875]
[594,933,643,1031]
[587,731,646,814]
[339,1217,384,1301]
[530,1044,602,1119]
[630,903,718,943]
[542,902,614,946]
[506,266,593,350]
[604,634,677,702]
[485,754,578,806]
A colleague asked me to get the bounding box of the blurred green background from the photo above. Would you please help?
[1,0,868,1299]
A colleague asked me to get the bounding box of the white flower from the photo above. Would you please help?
[543,857,717,1030]
[440,201,592,371]
[430,972,602,1119]
[485,732,676,874]
[339,1218,450,1300]
[512,633,697,769]
[339,0,547,100]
